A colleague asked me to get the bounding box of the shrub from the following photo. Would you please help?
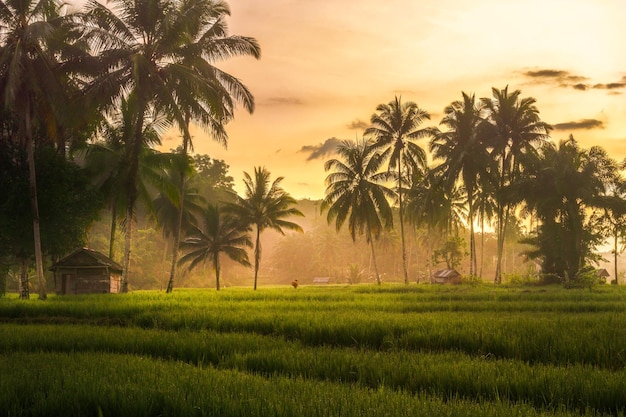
[505,273,540,286]
[460,274,482,286]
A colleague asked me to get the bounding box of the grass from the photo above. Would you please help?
[0,284,625,416]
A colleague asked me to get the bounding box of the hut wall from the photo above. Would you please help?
[54,267,112,294]
[75,268,110,294]
[109,272,121,294]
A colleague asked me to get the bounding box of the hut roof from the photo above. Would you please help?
[433,269,461,278]
[50,248,123,273]
[596,268,610,278]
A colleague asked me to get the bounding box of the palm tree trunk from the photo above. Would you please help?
[480,218,485,278]
[398,165,409,285]
[166,121,191,293]
[109,204,117,260]
[615,229,619,285]
[121,97,147,293]
[121,206,132,293]
[215,252,221,291]
[166,175,185,293]
[468,196,476,277]
[25,114,46,300]
[253,226,261,290]
[19,257,29,300]
[367,226,381,285]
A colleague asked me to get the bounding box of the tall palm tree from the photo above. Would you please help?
[430,92,493,276]
[406,168,467,280]
[482,86,551,283]
[179,203,252,290]
[163,0,260,293]
[473,179,496,277]
[364,96,431,284]
[407,168,467,238]
[83,93,174,287]
[0,0,80,299]
[152,166,205,245]
[321,139,395,285]
[226,167,303,290]
[79,0,259,291]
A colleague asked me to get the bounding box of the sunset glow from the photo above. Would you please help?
[159,0,626,199]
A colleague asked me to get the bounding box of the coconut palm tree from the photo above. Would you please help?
[482,86,551,283]
[0,0,82,299]
[83,94,172,273]
[226,167,303,290]
[162,0,260,293]
[321,139,395,285]
[79,0,259,291]
[364,96,431,284]
[179,203,252,290]
[152,167,205,242]
[406,168,467,279]
[430,92,493,277]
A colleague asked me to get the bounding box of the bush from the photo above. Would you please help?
[505,273,540,286]
[565,266,603,291]
[460,274,482,286]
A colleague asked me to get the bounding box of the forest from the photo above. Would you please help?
[2,0,626,300]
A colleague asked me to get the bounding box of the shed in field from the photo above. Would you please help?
[596,268,610,283]
[432,269,462,284]
[50,248,123,295]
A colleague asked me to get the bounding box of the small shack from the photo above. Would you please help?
[432,269,462,284]
[596,268,610,283]
[50,248,123,295]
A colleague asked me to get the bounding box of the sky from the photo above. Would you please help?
[158,0,626,200]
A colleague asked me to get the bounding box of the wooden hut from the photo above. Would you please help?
[50,248,123,295]
[432,269,462,284]
[596,268,610,283]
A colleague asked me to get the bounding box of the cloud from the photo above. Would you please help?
[521,68,626,93]
[347,119,368,130]
[552,119,604,130]
[262,97,304,106]
[592,82,626,90]
[299,137,342,161]
[521,68,588,88]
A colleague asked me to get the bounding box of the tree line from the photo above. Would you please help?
[2,0,626,298]
[322,90,626,287]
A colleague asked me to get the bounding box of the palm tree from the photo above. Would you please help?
[321,139,395,285]
[226,167,303,290]
[406,168,467,280]
[152,166,205,245]
[83,94,178,293]
[473,179,496,277]
[430,92,493,277]
[0,0,81,299]
[482,86,551,283]
[179,204,252,290]
[364,96,431,284]
[79,0,259,292]
[163,0,260,293]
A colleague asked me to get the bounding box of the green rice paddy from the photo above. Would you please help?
[0,284,625,416]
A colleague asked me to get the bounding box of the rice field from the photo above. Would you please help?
[0,284,625,417]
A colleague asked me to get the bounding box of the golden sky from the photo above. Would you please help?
[160,0,626,200]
